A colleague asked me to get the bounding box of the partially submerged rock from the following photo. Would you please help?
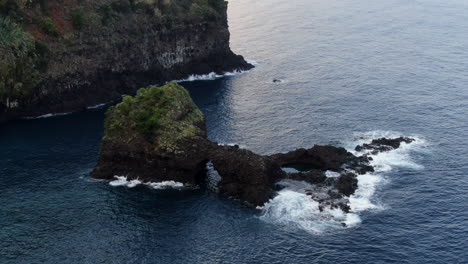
[355,137,415,154]
[271,145,357,171]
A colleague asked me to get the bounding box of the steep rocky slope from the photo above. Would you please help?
[0,0,252,122]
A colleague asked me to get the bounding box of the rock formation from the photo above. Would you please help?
[210,145,285,206]
[91,83,211,184]
[92,83,285,205]
[92,83,415,209]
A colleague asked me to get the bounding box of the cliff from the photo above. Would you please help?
[0,0,252,122]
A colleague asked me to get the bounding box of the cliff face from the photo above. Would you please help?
[0,0,252,122]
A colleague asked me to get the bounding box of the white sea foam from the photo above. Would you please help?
[109,176,186,190]
[172,59,257,83]
[109,176,142,187]
[27,112,72,119]
[325,170,341,178]
[345,132,427,213]
[206,161,222,192]
[217,142,248,149]
[146,181,185,189]
[87,103,107,109]
[172,69,250,83]
[246,59,259,66]
[348,173,383,212]
[260,189,354,234]
[260,131,427,234]
[27,102,106,119]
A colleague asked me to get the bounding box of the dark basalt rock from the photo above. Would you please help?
[286,169,327,184]
[270,145,356,171]
[355,137,415,153]
[345,156,375,175]
[304,186,351,213]
[209,145,286,206]
[336,173,358,196]
[92,138,211,184]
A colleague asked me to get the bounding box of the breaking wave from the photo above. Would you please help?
[173,70,250,82]
[26,112,72,119]
[109,176,186,190]
[259,131,428,234]
[173,60,257,82]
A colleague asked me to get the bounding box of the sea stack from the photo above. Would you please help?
[91,83,212,184]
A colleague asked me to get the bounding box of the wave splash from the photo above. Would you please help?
[109,176,186,190]
[172,70,248,82]
[173,60,257,82]
[259,131,427,234]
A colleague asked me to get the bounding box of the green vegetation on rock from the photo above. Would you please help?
[0,16,41,99]
[0,0,228,100]
[104,83,205,152]
[71,7,86,31]
[41,17,58,36]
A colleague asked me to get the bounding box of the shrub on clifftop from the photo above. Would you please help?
[104,82,205,151]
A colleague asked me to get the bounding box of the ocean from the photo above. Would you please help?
[1,0,467,262]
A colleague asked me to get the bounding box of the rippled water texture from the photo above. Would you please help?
[1,0,467,263]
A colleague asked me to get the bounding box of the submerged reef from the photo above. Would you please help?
[92,83,415,210]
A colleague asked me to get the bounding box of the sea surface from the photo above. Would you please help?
[1,0,467,263]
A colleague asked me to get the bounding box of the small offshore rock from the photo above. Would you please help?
[355,137,415,153]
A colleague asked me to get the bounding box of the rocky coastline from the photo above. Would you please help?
[0,0,252,122]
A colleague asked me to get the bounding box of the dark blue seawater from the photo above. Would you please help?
[1,0,467,262]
